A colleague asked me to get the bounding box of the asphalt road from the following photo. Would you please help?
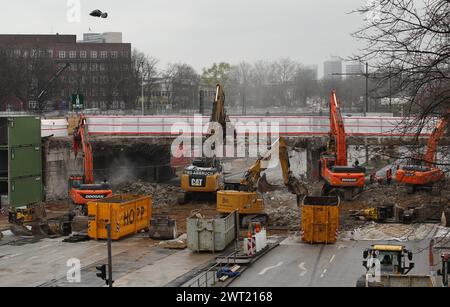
[229,238,432,287]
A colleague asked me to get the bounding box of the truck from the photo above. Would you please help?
[300,196,340,244]
[357,244,423,287]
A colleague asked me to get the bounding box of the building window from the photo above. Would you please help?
[91,63,98,71]
[70,64,77,71]
[100,51,108,59]
[91,51,97,59]
[122,51,129,58]
[69,51,76,59]
[14,49,21,57]
[93,76,98,84]
[81,63,88,71]
[59,50,66,59]
[80,51,87,59]
[99,63,106,71]
[111,51,118,59]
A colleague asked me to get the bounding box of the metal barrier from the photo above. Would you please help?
[185,250,240,288]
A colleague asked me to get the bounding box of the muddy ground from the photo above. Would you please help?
[1,179,449,235]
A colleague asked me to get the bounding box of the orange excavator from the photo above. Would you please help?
[396,112,449,195]
[320,91,365,201]
[69,116,112,214]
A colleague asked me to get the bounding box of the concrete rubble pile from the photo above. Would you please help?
[266,206,301,227]
[115,180,182,209]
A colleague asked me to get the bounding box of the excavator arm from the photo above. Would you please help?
[210,84,227,128]
[329,91,347,166]
[424,113,450,166]
[240,137,308,196]
[72,116,94,184]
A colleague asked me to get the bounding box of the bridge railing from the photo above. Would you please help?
[85,115,433,137]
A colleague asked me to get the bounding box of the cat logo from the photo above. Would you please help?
[190,178,204,187]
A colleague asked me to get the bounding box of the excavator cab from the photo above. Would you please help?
[68,175,83,190]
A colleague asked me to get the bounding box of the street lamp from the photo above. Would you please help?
[140,61,145,116]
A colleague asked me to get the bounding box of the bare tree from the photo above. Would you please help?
[0,47,57,112]
[352,0,450,125]
[163,63,200,110]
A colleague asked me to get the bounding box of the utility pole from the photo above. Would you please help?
[332,62,370,116]
[242,85,246,116]
[106,224,113,288]
[95,223,114,287]
[141,61,145,116]
[365,62,369,115]
[199,89,205,115]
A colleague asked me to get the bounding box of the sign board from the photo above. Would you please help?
[71,94,85,110]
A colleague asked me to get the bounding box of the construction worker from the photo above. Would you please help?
[386,168,393,185]
[370,172,376,185]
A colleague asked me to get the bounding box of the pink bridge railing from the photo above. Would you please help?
[85,115,433,137]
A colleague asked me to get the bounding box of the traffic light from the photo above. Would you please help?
[96,264,107,281]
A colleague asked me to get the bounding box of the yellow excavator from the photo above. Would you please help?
[178,84,230,204]
[217,137,308,225]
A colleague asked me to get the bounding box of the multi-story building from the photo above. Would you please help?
[0,33,132,111]
[345,62,365,76]
[324,57,342,80]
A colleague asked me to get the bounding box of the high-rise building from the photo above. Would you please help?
[304,65,319,80]
[346,63,365,76]
[0,34,132,111]
[323,57,342,80]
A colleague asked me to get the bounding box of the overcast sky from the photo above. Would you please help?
[0,0,367,76]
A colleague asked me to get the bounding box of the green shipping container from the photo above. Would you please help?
[9,176,43,207]
[9,146,42,179]
[0,116,43,208]
[7,116,41,147]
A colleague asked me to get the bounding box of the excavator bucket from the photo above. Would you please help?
[287,177,309,198]
[257,174,279,193]
[10,224,34,237]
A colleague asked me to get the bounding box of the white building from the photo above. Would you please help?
[81,32,123,43]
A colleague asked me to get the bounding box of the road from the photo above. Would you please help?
[230,237,432,287]
[0,232,214,287]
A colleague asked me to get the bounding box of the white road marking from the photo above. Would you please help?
[258,262,283,275]
[27,256,39,261]
[320,269,327,278]
[3,253,23,260]
[329,255,336,264]
[298,262,308,277]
